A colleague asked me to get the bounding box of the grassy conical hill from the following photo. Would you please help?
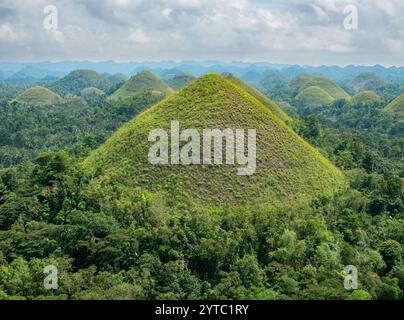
[225,74,292,124]
[290,74,350,100]
[109,71,174,102]
[295,86,334,109]
[49,69,113,96]
[349,72,385,93]
[14,86,61,106]
[383,94,404,117]
[84,73,345,206]
[353,91,382,105]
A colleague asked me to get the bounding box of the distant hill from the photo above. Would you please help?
[225,74,291,123]
[80,87,105,96]
[108,71,173,102]
[14,86,61,106]
[289,74,350,100]
[383,94,404,117]
[258,71,289,91]
[295,86,334,109]
[107,73,128,86]
[7,66,61,81]
[84,73,345,206]
[349,72,386,93]
[166,72,196,91]
[159,68,185,81]
[49,69,113,96]
[240,70,267,87]
[353,91,382,105]
[80,87,107,107]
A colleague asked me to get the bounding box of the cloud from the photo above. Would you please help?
[0,23,23,42]
[127,28,151,46]
[0,0,402,65]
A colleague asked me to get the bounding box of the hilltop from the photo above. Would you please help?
[109,71,174,102]
[225,74,292,123]
[289,74,350,100]
[383,94,404,117]
[166,72,196,90]
[14,86,61,106]
[84,73,345,206]
[349,72,386,93]
[353,91,382,105]
[295,86,334,109]
[80,87,105,96]
[49,69,113,96]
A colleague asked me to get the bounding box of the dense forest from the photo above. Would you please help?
[0,68,403,300]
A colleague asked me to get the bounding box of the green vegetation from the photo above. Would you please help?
[353,91,383,105]
[81,87,105,96]
[0,70,402,301]
[383,94,404,117]
[85,73,344,206]
[259,71,289,91]
[289,74,350,100]
[0,84,167,168]
[225,74,292,124]
[14,86,61,106]
[295,86,334,110]
[109,71,174,102]
[349,72,386,93]
[80,87,107,108]
[49,69,114,96]
[166,72,196,91]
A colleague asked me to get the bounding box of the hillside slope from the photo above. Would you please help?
[349,72,386,93]
[109,71,173,102]
[49,69,113,96]
[225,74,292,123]
[84,74,345,206]
[14,86,61,106]
[353,91,382,105]
[290,74,350,100]
[383,94,404,117]
[295,86,334,109]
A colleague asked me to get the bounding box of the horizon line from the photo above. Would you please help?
[0,60,403,69]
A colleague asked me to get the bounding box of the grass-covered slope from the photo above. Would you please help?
[80,87,105,96]
[295,86,334,109]
[290,74,350,100]
[383,94,404,117]
[353,91,382,105]
[49,69,113,96]
[14,86,61,106]
[84,73,345,206]
[225,74,292,123]
[109,71,174,102]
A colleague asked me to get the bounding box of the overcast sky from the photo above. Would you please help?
[0,0,403,66]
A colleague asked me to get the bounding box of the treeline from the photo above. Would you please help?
[0,148,402,299]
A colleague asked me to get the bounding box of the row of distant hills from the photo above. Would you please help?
[2,61,404,84]
[7,67,404,119]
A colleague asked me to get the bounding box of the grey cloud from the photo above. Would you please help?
[0,0,402,65]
